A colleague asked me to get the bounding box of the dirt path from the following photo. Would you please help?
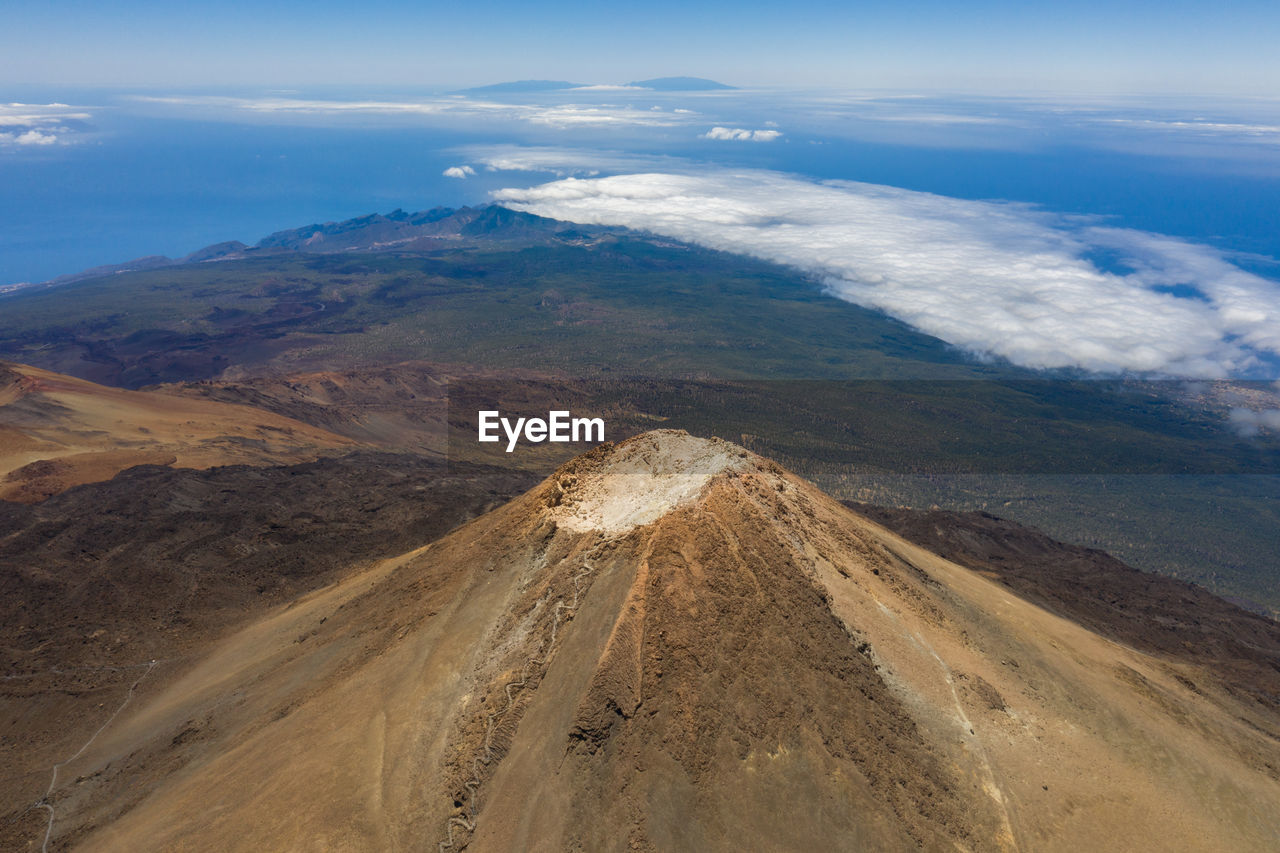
[35,660,158,852]
[437,551,602,852]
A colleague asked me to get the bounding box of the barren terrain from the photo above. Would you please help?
[0,363,355,502]
[9,431,1275,851]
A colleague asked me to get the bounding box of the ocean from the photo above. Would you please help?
[4,86,1279,288]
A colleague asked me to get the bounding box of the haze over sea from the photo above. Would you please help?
[5,84,1280,376]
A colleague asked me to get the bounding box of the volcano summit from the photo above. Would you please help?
[15,431,1280,852]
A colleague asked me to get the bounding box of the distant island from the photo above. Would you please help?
[628,76,736,90]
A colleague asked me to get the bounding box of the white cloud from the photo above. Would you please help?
[443,165,476,179]
[702,126,782,141]
[1099,117,1280,142]
[0,103,91,149]
[864,112,1015,126]
[495,170,1280,377]
[13,130,57,145]
[454,144,688,178]
[131,95,692,130]
[1228,408,1280,436]
[135,95,450,116]
[524,104,685,128]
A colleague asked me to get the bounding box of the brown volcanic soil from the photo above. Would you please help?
[845,503,1280,712]
[0,451,536,851]
[160,362,639,469]
[0,362,356,502]
[0,451,537,672]
[537,446,979,852]
[11,431,1277,852]
[157,363,455,454]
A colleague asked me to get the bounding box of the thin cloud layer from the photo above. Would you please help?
[702,126,782,141]
[496,170,1280,377]
[1098,117,1280,142]
[133,95,694,130]
[457,144,689,177]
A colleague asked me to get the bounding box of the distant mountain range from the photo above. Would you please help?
[15,206,612,293]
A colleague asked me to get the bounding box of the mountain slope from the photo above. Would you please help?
[0,452,539,852]
[846,502,1280,670]
[0,363,356,501]
[22,432,1280,851]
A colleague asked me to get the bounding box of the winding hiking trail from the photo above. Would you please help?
[35,660,158,852]
[437,553,601,852]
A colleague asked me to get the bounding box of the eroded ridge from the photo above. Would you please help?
[437,545,604,852]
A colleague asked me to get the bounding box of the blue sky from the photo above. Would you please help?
[4,0,1279,94]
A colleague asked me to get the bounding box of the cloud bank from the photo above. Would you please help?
[495,170,1280,377]
[443,165,476,178]
[702,126,782,141]
[456,144,690,178]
